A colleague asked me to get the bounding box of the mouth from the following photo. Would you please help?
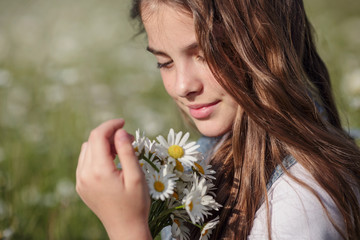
[188,100,220,119]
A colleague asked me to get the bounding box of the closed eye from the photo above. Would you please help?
[157,60,174,69]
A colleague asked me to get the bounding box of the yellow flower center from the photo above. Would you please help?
[172,192,179,200]
[175,159,184,172]
[174,219,180,227]
[194,162,204,174]
[202,229,209,236]
[188,201,193,211]
[154,181,165,192]
[168,145,184,159]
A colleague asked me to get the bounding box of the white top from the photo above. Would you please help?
[249,162,347,239]
[161,159,357,240]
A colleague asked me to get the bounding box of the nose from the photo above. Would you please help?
[175,62,203,98]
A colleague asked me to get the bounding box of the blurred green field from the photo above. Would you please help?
[0,0,359,239]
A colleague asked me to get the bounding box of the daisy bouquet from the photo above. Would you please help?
[131,129,222,240]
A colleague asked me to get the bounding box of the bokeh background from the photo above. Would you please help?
[0,0,359,239]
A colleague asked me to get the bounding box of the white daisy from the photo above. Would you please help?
[171,215,191,240]
[156,129,200,167]
[183,175,222,224]
[192,158,216,180]
[171,180,186,202]
[132,129,147,156]
[183,189,209,224]
[199,216,220,240]
[166,157,184,175]
[118,129,150,170]
[140,141,162,172]
[146,165,178,201]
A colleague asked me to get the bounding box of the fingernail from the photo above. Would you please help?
[116,130,129,142]
[128,134,135,142]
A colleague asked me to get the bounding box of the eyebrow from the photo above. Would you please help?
[146,42,200,57]
[146,46,168,57]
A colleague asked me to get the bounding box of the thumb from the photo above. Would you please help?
[114,129,143,187]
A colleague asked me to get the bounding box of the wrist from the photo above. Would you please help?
[103,219,152,240]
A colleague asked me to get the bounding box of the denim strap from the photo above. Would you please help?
[266,155,297,191]
[197,136,297,190]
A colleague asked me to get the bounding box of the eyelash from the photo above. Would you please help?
[157,60,173,69]
[156,55,205,69]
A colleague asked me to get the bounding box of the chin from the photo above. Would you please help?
[195,121,232,137]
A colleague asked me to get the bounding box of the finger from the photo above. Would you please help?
[110,133,134,162]
[128,134,135,142]
[88,119,125,169]
[114,129,143,188]
[110,133,134,153]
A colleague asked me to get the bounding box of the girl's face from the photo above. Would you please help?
[143,3,238,137]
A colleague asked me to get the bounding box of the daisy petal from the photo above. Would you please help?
[183,141,197,149]
[168,128,175,145]
[185,144,200,153]
[175,131,183,145]
[179,132,190,146]
[156,135,169,148]
[181,155,198,163]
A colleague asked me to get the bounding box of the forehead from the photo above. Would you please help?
[141,3,196,49]
[140,0,192,21]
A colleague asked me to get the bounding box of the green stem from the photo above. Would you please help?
[181,216,202,229]
[141,155,160,172]
[150,205,184,225]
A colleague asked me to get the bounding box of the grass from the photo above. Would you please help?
[0,0,359,239]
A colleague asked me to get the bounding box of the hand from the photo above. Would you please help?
[76,119,151,240]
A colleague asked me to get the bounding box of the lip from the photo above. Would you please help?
[188,100,220,119]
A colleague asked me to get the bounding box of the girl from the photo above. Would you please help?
[76,0,360,239]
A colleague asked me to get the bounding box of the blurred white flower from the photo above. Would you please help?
[343,68,360,96]
[5,87,31,123]
[44,84,66,104]
[60,68,79,85]
[2,228,13,239]
[0,69,12,87]
[46,68,80,85]
[55,178,76,204]
[349,97,360,109]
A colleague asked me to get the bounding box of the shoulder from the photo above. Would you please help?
[249,163,345,240]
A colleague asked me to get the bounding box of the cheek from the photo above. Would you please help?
[161,73,176,98]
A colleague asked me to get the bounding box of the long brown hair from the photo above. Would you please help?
[131,0,360,239]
